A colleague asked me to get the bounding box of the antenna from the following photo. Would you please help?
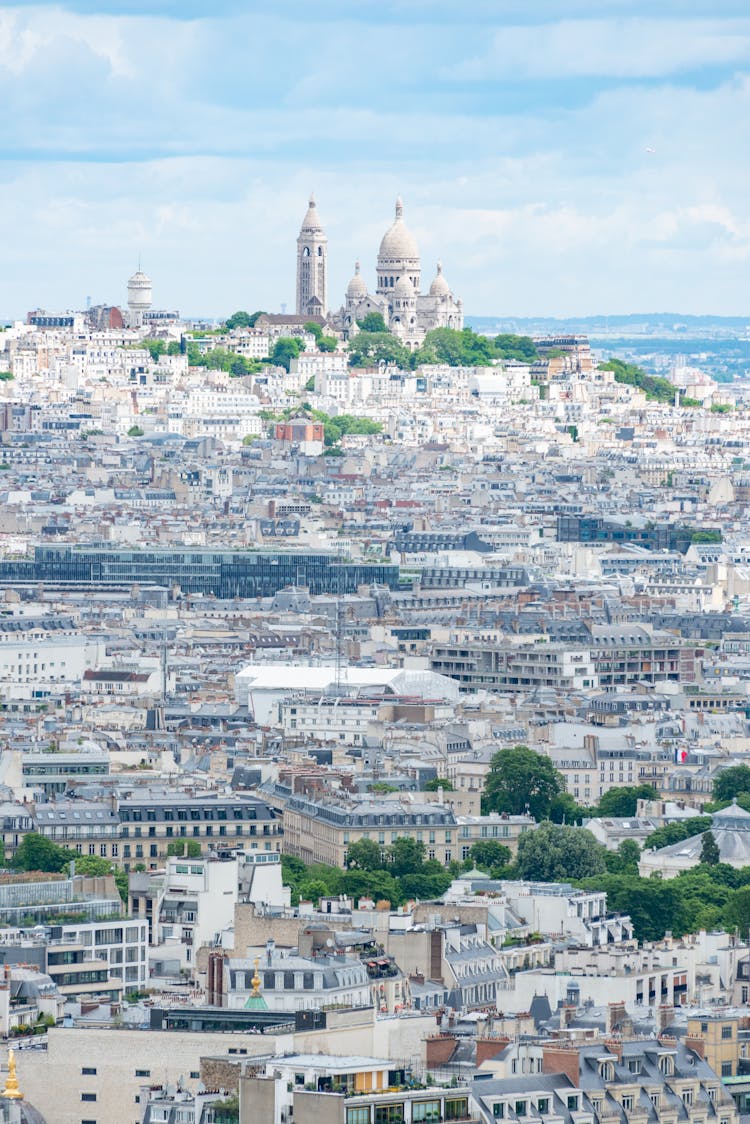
[161,627,168,704]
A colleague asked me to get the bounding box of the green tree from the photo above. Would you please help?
[345,838,383,871]
[225,310,265,330]
[599,358,677,404]
[548,792,588,824]
[341,869,403,907]
[581,873,688,942]
[415,327,494,368]
[11,834,70,873]
[127,425,144,437]
[269,336,304,372]
[700,830,720,866]
[357,312,388,333]
[466,841,512,871]
[166,841,186,857]
[348,331,410,370]
[643,817,712,852]
[713,765,750,804]
[0,371,13,381]
[494,334,538,363]
[387,838,426,876]
[141,339,166,362]
[186,840,201,858]
[424,777,454,792]
[596,784,659,818]
[725,886,750,935]
[482,745,564,819]
[604,839,641,875]
[399,870,452,900]
[515,822,606,882]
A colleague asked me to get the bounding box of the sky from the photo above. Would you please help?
[2,1,750,319]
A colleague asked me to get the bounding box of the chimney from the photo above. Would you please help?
[560,1003,577,1029]
[657,1004,674,1034]
[476,1036,511,1067]
[604,1038,623,1064]
[685,1035,706,1060]
[542,1044,580,1086]
[606,1001,627,1035]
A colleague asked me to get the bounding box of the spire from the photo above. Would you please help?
[355,260,360,274]
[2,1049,22,1100]
[395,196,404,219]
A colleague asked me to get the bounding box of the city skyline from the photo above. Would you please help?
[2,0,750,319]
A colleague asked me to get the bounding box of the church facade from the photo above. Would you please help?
[295,196,463,347]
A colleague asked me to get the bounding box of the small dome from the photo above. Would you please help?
[346,260,367,299]
[378,198,419,264]
[429,261,450,297]
[299,193,324,234]
[128,269,151,284]
[393,275,415,299]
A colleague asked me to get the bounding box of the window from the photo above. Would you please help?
[492,1105,504,1119]
[721,1062,733,1077]
[514,1103,527,1118]
[135,1069,151,1077]
[649,1094,660,1110]
[445,1100,468,1122]
[347,1109,371,1124]
[413,1101,440,1122]
[81,1093,97,1102]
[374,1105,404,1124]
[81,1067,97,1075]
[682,1090,693,1107]
[621,1096,633,1111]
[722,1025,733,1040]
[566,1096,578,1112]
[537,1100,549,1115]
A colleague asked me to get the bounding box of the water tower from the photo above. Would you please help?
[127,267,152,326]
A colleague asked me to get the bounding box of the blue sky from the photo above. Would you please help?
[2,1,750,318]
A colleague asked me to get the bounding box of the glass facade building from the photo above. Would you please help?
[0,546,399,598]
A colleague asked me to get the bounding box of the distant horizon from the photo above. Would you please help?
[1,2,750,318]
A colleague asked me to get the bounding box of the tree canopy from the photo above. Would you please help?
[424,777,454,792]
[713,765,750,804]
[225,310,265,330]
[304,321,338,352]
[643,817,712,852]
[348,331,411,369]
[596,784,659,818]
[415,327,494,367]
[493,334,538,363]
[482,745,564,819]
[515,822,607,882]
[700,830,720,866]
[600,358,679,404]
[356,312,387,333]
[269,336,305,372]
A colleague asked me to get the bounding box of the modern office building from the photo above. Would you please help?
[0,546,399,599]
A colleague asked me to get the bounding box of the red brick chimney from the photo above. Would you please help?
[542,1045,580,1086]
[476,1037,511,1067]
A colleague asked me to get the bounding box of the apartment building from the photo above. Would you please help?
[29,794,281,871]
[272,790,458,867]
[472,1038,737,1124]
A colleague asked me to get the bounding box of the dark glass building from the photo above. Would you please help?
[0,545,399,598]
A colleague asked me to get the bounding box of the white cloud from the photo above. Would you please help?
[450,17,750,80]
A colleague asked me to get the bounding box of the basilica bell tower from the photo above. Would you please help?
[296,194,328,317]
